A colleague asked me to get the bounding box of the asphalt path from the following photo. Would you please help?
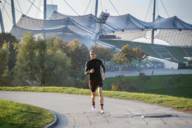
[0,91,192,128]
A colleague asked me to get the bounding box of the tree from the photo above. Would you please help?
[0,33,17,47]
[0,33,17,84]
[15,34,73,85]
[113,44,146,64]
[34,39,47,85]
[14,33,37,85]
[0,43,8,84]
[7,41,17,81]
[65,40,89,80]
[45,38,72,85]
[91,45,113,63]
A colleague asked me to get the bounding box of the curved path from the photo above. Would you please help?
[0,91,192,128]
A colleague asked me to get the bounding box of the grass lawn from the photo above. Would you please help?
[0,86,192,112]
[104,75,192,98]
[0,99,54,128]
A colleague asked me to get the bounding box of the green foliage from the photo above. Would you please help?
[104,39,192,63]
[0,99,53,128]
[0,33,17,48]
[7,41,17,82]
[45,46,72,85]
[112,44,145,64]
[111,84,121,91]
[91,45,113,62]
[65,40,89,85]
[0,43,9,84]
[34,39,47,85]
[14,34,74,85]
[104,75,192,98]
[14,33,37,84]
[0,33,17,85]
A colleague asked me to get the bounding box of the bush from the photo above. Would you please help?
[111,84,121,91]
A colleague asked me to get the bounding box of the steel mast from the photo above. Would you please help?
[151,0,156,44]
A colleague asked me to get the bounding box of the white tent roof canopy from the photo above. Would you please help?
[49,11,192,30]
[154,16,192,30]
[10,11,192,46]
[15,12,192,32]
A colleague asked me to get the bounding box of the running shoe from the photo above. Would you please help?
[91,106,96,112]
[100,109,104,114]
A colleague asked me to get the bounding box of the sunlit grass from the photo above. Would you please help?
[0,99,54,128]
[104,75,192,98]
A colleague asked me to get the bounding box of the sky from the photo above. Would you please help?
[1,0,192,32]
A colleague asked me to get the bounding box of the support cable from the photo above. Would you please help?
[160,0,169,17]
[27,0,42,13]
[144,0,152,20]
[91,0,94,15]
[26,0,35,15]
[108,0,120,15]
[83,0,91,14]
[100,0,103,12]
[4,0,23,14]
[156,0,159,16]
[2,3,12,21]
[16,0,23,14]
[63,0,79,15]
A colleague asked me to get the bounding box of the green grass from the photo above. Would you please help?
[0,86,192,112]
[0,99,54,128]
[104,75,192,98]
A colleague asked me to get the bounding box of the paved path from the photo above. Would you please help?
[0,91,192,128]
